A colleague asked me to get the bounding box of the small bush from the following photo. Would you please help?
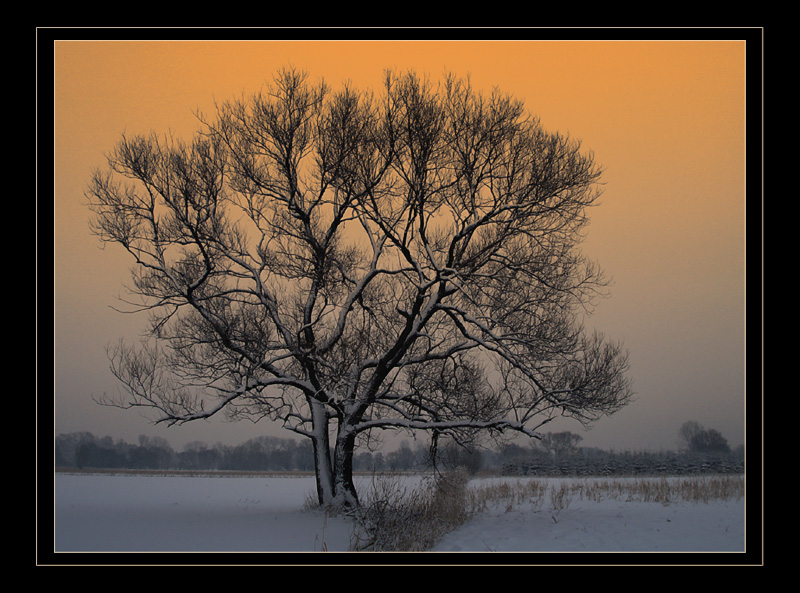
[349,469,474,551]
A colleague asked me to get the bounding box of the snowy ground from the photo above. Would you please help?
[50,472,749,561]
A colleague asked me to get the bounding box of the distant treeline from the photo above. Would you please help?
[54,432,429,473]
[54,432,745,476]
[498,448,745,477]
[55,432,316,472]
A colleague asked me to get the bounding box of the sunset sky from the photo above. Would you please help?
[49,32,754,453]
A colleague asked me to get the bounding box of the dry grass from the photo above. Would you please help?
[562,475,744,505]
[473,475,743,510]
[346,472,744,551]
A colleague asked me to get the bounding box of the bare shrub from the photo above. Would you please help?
[349,469,474,551]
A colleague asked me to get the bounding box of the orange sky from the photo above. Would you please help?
[51,36,750,451]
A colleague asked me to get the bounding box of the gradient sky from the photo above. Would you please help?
[50,35,751,453]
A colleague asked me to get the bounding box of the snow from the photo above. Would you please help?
[54,473,354,552]
[434,496,743,553]
[51,472,746,557]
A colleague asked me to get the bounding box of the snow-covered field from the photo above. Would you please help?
[51,472,748,559]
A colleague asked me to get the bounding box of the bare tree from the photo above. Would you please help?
[679,421,731,454]
[540,431,583,457]
[678,421,704,449]
[87,68,632,507]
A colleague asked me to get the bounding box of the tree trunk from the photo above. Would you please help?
[307,417,360,509]
[309,400,335,506]
[332,426,360,508]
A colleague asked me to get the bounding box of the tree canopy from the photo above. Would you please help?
[87,68,632,506]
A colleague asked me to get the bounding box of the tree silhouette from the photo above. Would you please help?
[679,421,731,454]
[87,68,632,507]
